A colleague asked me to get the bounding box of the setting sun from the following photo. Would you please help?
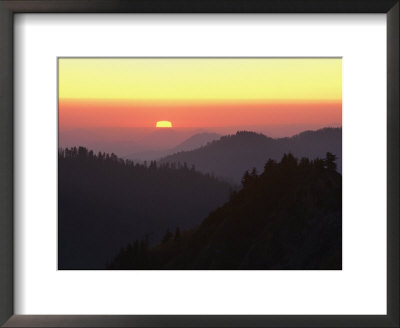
[59,58,341,130]
[156,121,172,128]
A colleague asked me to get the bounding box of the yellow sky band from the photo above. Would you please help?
[59,58,342,101]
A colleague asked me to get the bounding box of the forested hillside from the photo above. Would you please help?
[160,128,341,183]
[58,147,231,269]
[109,153,342,270]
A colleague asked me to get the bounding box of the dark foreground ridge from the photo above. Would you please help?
[108,153,342,270]
[58,147,231,269]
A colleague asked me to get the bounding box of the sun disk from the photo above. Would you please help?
[156,121,172,128]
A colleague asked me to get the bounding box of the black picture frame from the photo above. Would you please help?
[0,1,398,327]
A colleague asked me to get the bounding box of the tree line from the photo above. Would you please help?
[58,146,232,269]
[107,152,342,270]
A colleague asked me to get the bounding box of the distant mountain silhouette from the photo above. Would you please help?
[59,127,214,158]
[58,147,231,269]
[108,153,342,270]
[160,127,341,183]
[125,132,221,162]
[125,149,168,162]
[136,128,181,149]
[170,132,221,153]
[59,127,148,157]
[62,139,144,158]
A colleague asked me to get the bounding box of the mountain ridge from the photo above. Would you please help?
[160,127,342,183]
[125,132,221,162]
[58,147,231,269]
[109,153,342,270]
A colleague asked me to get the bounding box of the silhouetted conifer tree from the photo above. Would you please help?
[299,157,310,168]
[264,159,276,172]
[162,228,173,244]
[325,152,337,171]
[242,170,251,187]
[174,227,181,242]
[280,153,298,168]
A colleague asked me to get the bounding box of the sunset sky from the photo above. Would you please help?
[58,58,341,132]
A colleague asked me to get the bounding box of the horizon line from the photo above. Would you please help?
[59,98,342,104]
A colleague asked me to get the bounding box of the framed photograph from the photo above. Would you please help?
[58,57,343,271]
[0,1,398,327]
